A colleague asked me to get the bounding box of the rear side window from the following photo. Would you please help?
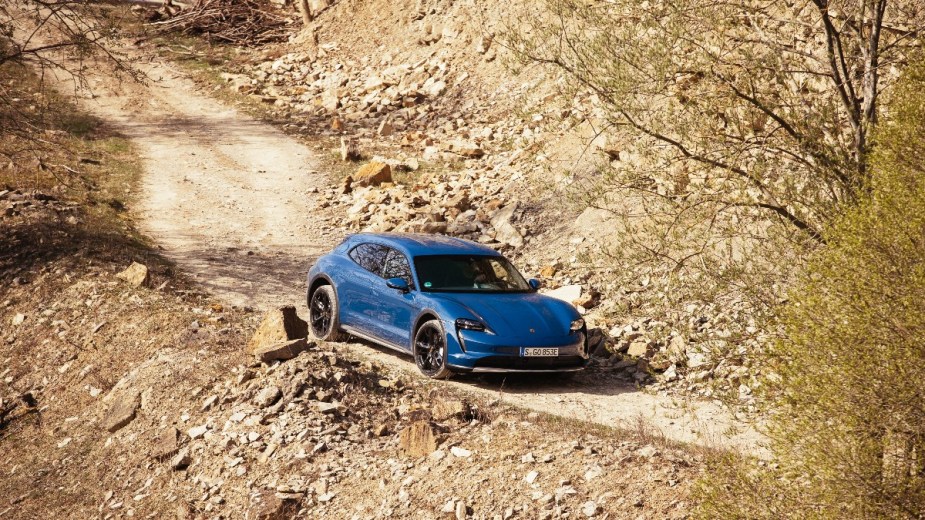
[348,243,390,276]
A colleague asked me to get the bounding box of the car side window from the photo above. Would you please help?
[382,249,414,289]
[348,243,389,276]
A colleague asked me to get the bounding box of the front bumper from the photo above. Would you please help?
[445,328,589,373]
[450,364,587,374]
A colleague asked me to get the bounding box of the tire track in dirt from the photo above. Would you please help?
[71,54,340,310]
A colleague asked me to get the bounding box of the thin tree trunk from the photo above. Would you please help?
[298,0,313,25]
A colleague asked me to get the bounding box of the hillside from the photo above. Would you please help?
[0,11,708,519]
[7,0,922,517]
[0,131,700,518]
[145,0,763,406]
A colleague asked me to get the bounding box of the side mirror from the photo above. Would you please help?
[528,278,541,290]
[386,277,410,293]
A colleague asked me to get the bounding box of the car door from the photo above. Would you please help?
[378,248,419,349]
[338,243,389,338]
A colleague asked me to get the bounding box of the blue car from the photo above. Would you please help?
[306,233,589,378]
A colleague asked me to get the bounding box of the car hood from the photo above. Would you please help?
[432,292,579,339]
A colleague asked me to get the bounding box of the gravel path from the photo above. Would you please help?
[75,54,339,309]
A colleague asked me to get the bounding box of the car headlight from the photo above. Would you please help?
[456,318,487,332]
[570,318,585,332]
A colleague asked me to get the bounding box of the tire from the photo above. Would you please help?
[309,285,346,342]
[413,319,453,379]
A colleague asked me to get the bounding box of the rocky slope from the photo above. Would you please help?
[0,3,764,518]
[1,196,702,519]
[174,0,764,407]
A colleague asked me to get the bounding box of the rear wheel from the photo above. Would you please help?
[414,319,453,379]
[309,285,346,341]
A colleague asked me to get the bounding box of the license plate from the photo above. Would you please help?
[522,347,559,357]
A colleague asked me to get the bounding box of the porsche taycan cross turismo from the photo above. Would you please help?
[306,233,589,378]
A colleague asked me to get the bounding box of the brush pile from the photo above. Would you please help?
[147,0,290,46]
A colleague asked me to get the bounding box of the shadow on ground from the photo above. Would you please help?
[163,242,320,309]
[341,337,640,398]
[0,211,172,292]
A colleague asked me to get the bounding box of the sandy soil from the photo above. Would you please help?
[69,53,339,309]
[59,48,765,455]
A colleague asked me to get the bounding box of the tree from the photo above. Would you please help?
[298,0,313,26]
[504,0,924,320]
[0,1,127,162]
[696,57,925,519]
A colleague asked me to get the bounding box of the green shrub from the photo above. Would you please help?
[696,60,925,518]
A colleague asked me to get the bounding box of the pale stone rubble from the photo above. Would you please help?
[206,7,759,403]
[87,307,696,518]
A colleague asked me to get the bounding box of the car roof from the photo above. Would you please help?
[348,233,502,257]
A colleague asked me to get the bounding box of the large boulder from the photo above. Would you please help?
[354,161,392,187]
[246,306,308,355]
[490,204,524,248]
[253,338,313,363]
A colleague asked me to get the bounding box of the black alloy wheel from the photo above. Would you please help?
[309,285,345,341]
[414,319,452,379]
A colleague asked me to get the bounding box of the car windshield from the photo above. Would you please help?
[413,255,533,293]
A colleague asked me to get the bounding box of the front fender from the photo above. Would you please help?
[409,303,472,354]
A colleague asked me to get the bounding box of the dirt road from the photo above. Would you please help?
[63,50,765,454]
[71,54,339,309]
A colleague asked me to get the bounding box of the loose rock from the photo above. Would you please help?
[431,399,469,422]
[254,386,283,408]
[450,446,472,458]
[490,204,524,248]
[102,392,140,433]
[151,427,180,460]
[254,338,313,363]
[248,490,299,520]
[399,420,438,457]
[582,500,600,517]
[354,161,393,187]
[169,448,191,470]
[246,306,308,355]
[116,262,149,288]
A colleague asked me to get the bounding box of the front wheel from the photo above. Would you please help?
[414,319,453,379]
[309,285,346,341]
